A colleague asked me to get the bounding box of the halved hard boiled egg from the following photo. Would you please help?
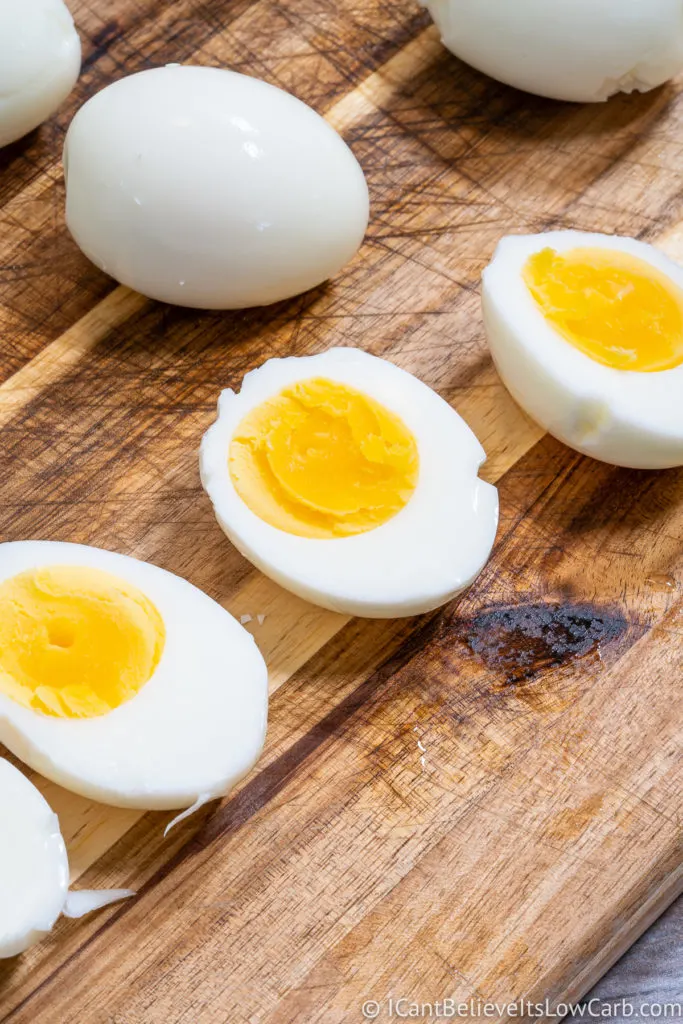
[200,348,498,617]
[1,758,69,957]
[0,758,131,958]
[0,542,268,809]
[0,0,81,148]
[482,231,683,469]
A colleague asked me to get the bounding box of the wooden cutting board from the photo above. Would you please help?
[1,2,683,1021]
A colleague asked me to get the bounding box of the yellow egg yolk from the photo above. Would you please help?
[0,566,165,719]
[523,247,683,372]
[229,377,420,539]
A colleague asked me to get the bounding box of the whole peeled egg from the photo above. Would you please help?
[421,0,683,103]
[0,541,268,811]
[200,348,498,617]
[0,759,132,958]
[482,230,683,469]
[63,65,370,309]
[0,0,81,147]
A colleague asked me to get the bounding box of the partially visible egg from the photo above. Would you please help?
[0,542,268,809]
[63,65,369,309]
[0,758,68,958]
[482,230,683,468]
[200,348,498,617]
[422,0,683,103]
[0,0,81,148]
[0,759,132,958]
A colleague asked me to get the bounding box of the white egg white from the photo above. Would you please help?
[422,0,683,103]
[0,0,81,148]
[0,758,68,958]
[200,348,499,618]
[63,65,369,309]
[0,759,132,959]
[482,230,683,469]
[0,542,268,810]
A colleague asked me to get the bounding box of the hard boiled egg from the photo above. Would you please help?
[0,542,268,809]
[1,758,69,958]
[0,0,81,148]
[200,348,498,617]
[0,759,131,958]
[422,0,683,103]
[482,231,683,469]
[63,65,369,309]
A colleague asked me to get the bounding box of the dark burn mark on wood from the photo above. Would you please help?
[462,602,629,686]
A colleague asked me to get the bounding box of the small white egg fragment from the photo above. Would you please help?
[0,542,268,809]
[0,759,132,958]
[200,348,499,617]
[63,65,369,309]
[421,0,683,103]
[0,0,81,148]
[482,230,683,469]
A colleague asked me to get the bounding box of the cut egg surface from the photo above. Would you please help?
[0,542,268,809]
[0,758,133,958]
[421,0,683,103]
[200,348,499,617]
[0,0,81,148]
[63,65,369,309]
[482,231,683,469]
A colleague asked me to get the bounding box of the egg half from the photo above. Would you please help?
[0,542,268,809]
[0,0,81,148]
[63,65,369,309]
[482,230,683,469]
[0,758,68,958]
[200,348,498,617]
[0,759,132,958]
[422,0,683,103]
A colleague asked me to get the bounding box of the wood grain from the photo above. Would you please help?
[1,0,683,1021]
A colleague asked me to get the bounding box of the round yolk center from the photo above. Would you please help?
[523,247,683,372]
[229,377,420,539]
[0,566,166,719]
